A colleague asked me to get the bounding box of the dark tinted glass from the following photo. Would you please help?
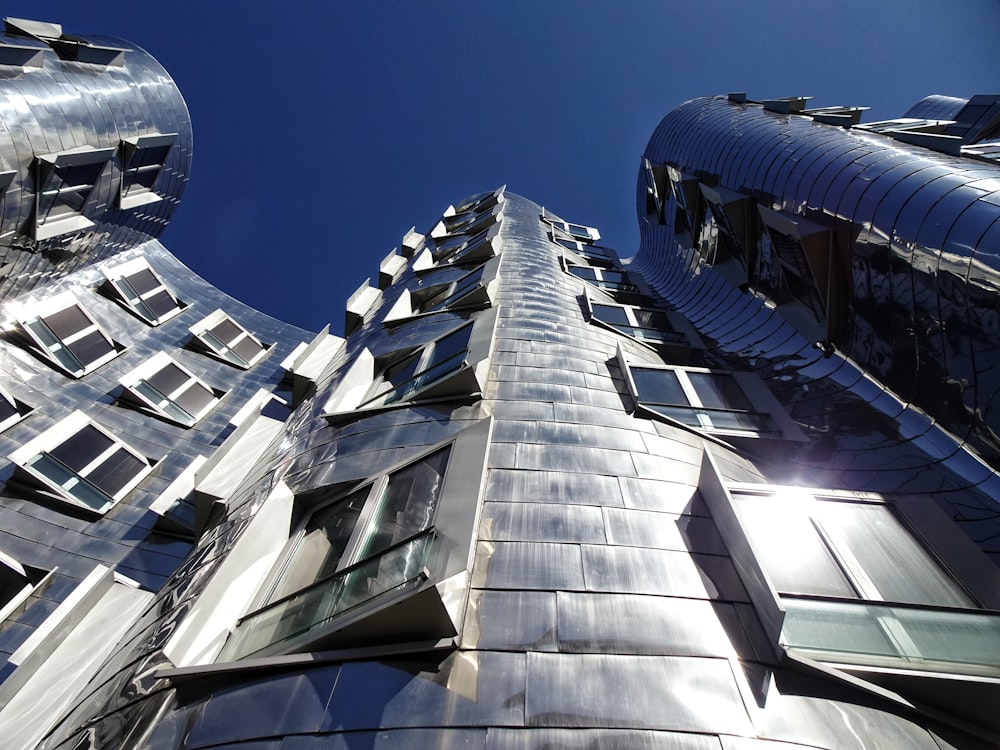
[87,447,145,496]
[49,425,114,471]
[64,329,114,366]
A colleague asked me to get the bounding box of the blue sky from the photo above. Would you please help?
[7,1,1000,331]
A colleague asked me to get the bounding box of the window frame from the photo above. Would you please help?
[188,310,269,369]
[551,234,615,267]
[219,417,492,660]
[118,351,221,428]
[102,256,183,325]
[562,257,646,304]
[118,132,177,209]
[15,291,121,377]
[9,410,154,515]
[0,387,27,433]
[32,146,114,241]
[383,254,502,326]
[541,215,600,242]
[619,348,803,441]
[583,290,702,351]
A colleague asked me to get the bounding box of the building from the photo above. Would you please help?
[0,17,997,750]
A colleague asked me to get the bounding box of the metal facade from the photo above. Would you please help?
[0,19,997,750]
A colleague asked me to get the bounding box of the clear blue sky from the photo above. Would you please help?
[7,1,1000,331]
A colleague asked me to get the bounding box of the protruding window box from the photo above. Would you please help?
[118,352,222,428]
[102,256,184,325]
[15,292,122,377]
[188,310,269,369]
[541,214,601,242]
[280,325,345,406]
[0,41,45,67]
[383,254,501,327]
[32,147,114,241]
[325,306,498,426]
[584,290,702,356]
[119,132,176,209]
[9,411,153,515]
[414,224,502,272]
[344,279,382,336]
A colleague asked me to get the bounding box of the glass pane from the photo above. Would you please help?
[49,425,113,472]
[355,447,450,561]
[43,305,90,339]
[86,447,145,496]
[687,372,753,411]
[125,268,160,295]
[146,363,189,396]
[64,329,114,368]
[209,318,243,346]
[631,367,688,405]
[144,289,178,318]
[425,325,472,369]
[732,493,856,598]
[232,336,264,363]
[632,309,672,331]
[0,395,17,424]
[134,380,193,424]
[816,502,974,608]
[27,453,112,511]
[173,382,215,418]
[269,489,368,601]
[781,598,898,657]
[591,304,631,326]
[24,319,82,373]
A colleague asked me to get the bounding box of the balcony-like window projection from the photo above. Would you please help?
[9,411,152,514]
[18,293,118,377]
[544,217,600,242]
[119,133,176,209]
[189,311,267,369]
[589,301,686,346]
[364,323,473,409]
[568,265,641,298]
[732,489,1000,676]
[415,264,493,315]
[33,148,114,240]
[430,226,497,268]
[120,353,219,427]
[628,364,778,435]
[553,235,615,267]
[221,446,452,659]
[104,258,182,325]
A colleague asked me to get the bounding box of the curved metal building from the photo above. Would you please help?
[0,18,998,750]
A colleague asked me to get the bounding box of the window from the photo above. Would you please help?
[119,352,220,427]
[4,17,127,65]
[0,388,27,433]
[644,158,669,224]
[423,224,500,268]
[324,306,498,422]
[219,418,491,660]
[383,255,501,326]
[552,235,615,267]
[567,264,642,299]
[33,147,114,240]
[16,292,119,377]
[103,257,183,325]
[731,486,1000,677]
[189,310,268,369]
[542,216,600,242]
[666,166,704,240]
[365,323,473,408]
[587,296,691,348]
[119,133,176,209]
[9,411,153,514]
[0,551,51,629]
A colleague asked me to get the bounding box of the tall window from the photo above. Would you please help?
[189,311,267,369]
[10,411,153,514]
[628,364,777,435]
[221,446,451,659]
[119,353,219,427]
[104,258,182,325]
[18,293,118,377]
[119,133,176,209]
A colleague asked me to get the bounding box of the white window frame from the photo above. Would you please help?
[9,411,153,514]
[32,146,114,241]
[119,352,221,428]
[541,215,600,242]
[619,347,803,441]
[102,256,183,325]
[584,290,701,349]
[563,257,642,299]
[15,291,120,377]
[551,234,615,267]
[119,132,177,209]
[414,224,501,272]
[189,310,268,369]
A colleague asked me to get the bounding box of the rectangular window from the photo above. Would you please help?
[17,293,119,377]
[222,445,453,659]
[544,217,600,242]
[431,226,498,267]
[9,411,153,514]
[103,257,182,325]
[568,265,641,298]
[589,300,687,346]
[411,258,499,316]
[119,133,176,209]
[552,236,615,267]
[33,147,114,240]
[364,323,473,408]
[189,310,268,369]
[627,363,778,435]
[120,352,219,427]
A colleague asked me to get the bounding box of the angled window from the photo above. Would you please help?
[325,306,498,423]
[9,411,153,514]
[586,294,698,348]
[643,158,669,224]
[384,255,502,326]
[543,216,600,242]
[666,166,704,240]
[4,18,127,65]
[552,235,615,267]
[0,387,27,433]
[699,184,757,282]
[566,262,643,301]
[730,486,1000,677]
[103,257,183,325]
[16,292,119,377]
[119,352,220,427]
[33,147,114,241]
[189,310,268,369]
[119,133,176,209]
[427,224,500,268]
[0,551,52,629]
[219,419,491,660]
